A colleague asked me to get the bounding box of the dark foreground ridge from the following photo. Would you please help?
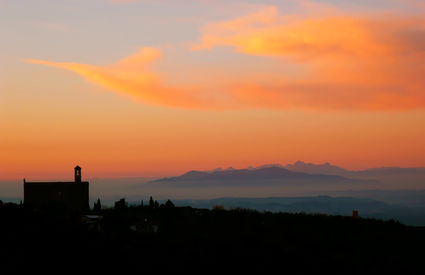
[1,199,425,274]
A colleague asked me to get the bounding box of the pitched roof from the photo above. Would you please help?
[24,181,88,185]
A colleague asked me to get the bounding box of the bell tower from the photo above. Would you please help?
[74,165,82,183]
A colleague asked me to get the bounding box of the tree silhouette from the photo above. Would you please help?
[149,196,154,208]
[114,198,127,210]
[93,198,101,212]
[165,199,175,208]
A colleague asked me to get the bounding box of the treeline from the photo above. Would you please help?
[0,198,424,274]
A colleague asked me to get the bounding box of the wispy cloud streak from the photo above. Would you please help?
[26,48,227,109]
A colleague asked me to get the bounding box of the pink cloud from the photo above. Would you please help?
[26,6,425,111]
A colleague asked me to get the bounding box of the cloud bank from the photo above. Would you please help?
[27,6,425,111]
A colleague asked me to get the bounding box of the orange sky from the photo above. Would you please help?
[1,1,425,179]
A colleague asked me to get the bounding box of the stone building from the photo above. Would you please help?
[24,166,89,211]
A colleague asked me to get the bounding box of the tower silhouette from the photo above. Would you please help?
[75,165,81,183]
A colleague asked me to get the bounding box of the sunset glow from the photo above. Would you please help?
[1,0,425,179]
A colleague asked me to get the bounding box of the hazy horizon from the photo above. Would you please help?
[2,160,425,181]
[2,160,425,199]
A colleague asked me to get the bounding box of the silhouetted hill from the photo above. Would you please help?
[172,196,425,226]
[2,200,425,273]
[354,167,425,178]
[284,161,425,179]
[283,161,425,188]
[285,161,349,175]
[150,166,371,187]
[174,196,392,213]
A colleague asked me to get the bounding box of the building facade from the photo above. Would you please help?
[24,166,89,211]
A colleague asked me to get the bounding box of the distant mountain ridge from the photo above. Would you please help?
[284,161,348,175]
[283,161,425,186]
[206,161,425,175]
[154,166,344,181]
[148,161,425,189]
[149,165,373,188]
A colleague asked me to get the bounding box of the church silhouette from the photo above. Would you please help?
[24,166,89,211]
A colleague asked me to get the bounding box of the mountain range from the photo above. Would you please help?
[150,165,373,188]
[148,161,425,189]
[284,161,425,178]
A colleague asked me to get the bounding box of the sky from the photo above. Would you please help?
[1,0,425,180]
